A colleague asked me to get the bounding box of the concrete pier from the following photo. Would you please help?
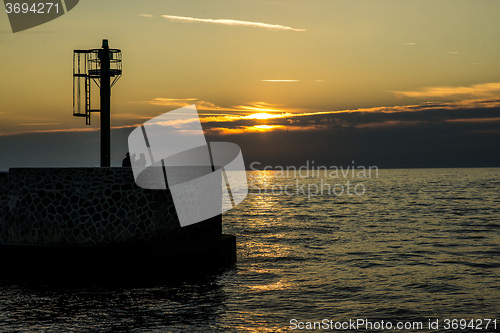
[0,168,235,282]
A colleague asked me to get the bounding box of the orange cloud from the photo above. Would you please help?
[145,99,309,115]
[201,98,500,134]
[206,124,324,135]
[392,82,500,99]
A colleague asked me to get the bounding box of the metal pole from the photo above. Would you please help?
[99,39,111,167]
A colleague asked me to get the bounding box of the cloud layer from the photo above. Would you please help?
[2,98,499,169]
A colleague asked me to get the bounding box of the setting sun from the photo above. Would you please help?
[245,113,286,120]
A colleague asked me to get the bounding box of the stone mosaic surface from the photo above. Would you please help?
[0,168,221,245]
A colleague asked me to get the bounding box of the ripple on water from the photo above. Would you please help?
[1,168,499,331]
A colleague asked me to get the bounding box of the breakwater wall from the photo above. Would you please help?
[0,168,222,245]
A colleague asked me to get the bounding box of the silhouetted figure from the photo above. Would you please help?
[137,153,147,167]
[122,152,131,167]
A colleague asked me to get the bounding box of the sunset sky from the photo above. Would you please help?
[1,0,500,170]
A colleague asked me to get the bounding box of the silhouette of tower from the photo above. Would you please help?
[73,39,122,167]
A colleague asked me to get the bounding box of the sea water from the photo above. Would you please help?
[0,168,498,332]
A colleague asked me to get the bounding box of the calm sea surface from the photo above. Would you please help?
[0,168,499,332]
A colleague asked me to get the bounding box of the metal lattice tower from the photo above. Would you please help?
[73,39,122,167]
